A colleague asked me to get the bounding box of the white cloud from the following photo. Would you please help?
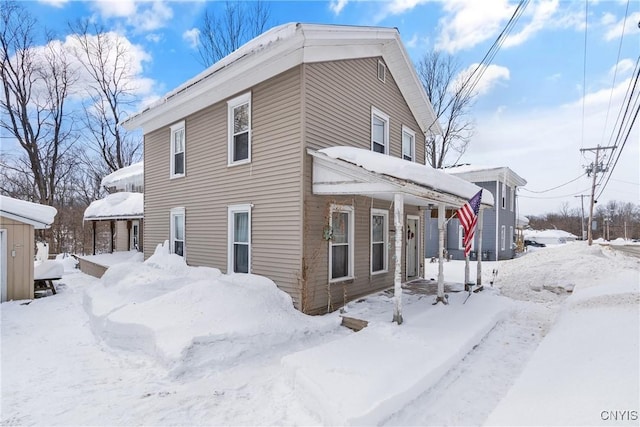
[603,11,640,41]
[329,0,348,15]
[503,0,559,48]
[145,33,162,43]
[467,77,638,215]
[90,0,173,32]
[37,0,69,7]
[435,0,515,53]
[182,28,200,50]
[608,58,635,79]
[406,33,419,48]
[454,63,511,96]
[600,12,616,26]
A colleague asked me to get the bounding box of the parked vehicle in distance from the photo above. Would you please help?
[524,239,546,248]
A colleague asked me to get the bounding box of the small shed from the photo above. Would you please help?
[0,196,57,301]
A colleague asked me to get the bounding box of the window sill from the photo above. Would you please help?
[170,174,185,180]
[227,159,251,167]
[329,276,354,285]
[371,269,388,276]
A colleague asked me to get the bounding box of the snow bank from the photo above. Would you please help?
[34,260,64,280]
[55,253,79,273]
[486,265,640,426]
[83,192,143,220]
[84,242,335,368]
[524,229,578,245]
[282,292,510,425]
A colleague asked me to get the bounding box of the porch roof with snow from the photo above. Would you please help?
[83,192,143,221]
[121,23,442,137]
[309,147,494,208]
[101,162,143,191]
[0,195,57,229]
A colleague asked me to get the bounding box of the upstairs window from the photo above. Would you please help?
[228,93,251,165]
[501,182,507,209]
[170,207,185,257]
[402,126,416,162]
[371,107,389,154]
[170,121,185,178]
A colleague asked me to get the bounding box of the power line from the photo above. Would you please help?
[520,173,586,193]
[518,188,592,199]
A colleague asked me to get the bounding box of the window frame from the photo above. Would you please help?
[371,107,390,155]
[370,208,389,275]
[458,224,475,251]
[377,60,386,83]
[170,207,185,257]
[227,92,252,166]
[227,204,252,274]
[501,182,507,209]
[329,204,355,282]
[170,121,185,179]
[501,225,506,251]
[401,125,416,162]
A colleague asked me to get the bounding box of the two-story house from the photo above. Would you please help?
[84,161,144,255]
[122,23,493,314]
[425,165,527,261]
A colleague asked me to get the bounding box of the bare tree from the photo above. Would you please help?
[68,20,142,173]
[0,1,76,206]
[197,1,271,67]
[417,51,475,168]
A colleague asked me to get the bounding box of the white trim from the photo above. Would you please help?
[227,204,252,273]
[1,229,7,302]
[458,224,475,251]
[509,225,514,250]
[329,204,354,282]
[370,208,388,275]
[500,225,506,251]
[510,187,515,211]
[170,121,185,179]
[401,125,416,162]
[377,59,386,83]
[170,207,186,257]
[501,182,507,209]
[371,107,390,155]
[227,92,252,166]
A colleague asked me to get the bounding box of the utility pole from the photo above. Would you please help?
[574,194,589,240]
[580,145,616,246]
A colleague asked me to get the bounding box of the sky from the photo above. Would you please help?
[16,0,640,216]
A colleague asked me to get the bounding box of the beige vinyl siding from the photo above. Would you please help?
[301,57,426,313]
[115,221,128,251]
[143,66,304,305]
[0,216,34,301]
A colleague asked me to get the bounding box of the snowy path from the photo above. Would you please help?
[382,298,563,426]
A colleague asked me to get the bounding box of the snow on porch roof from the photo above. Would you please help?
[101,162,143,190]
[0,195,57,229]
[309,147,494,208]
[84,192,143,221]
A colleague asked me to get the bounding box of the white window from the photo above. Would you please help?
[458,224,475,251]
[501,225,506,251]
[501,182,507,209]
[329,205,354,281]
[170,121,185,178]
[228,204,251,273]
[371,107,389,155]
[377,60,386,83]
[170,207,185,257]
[228,93,251,165]
[402,126,415,162]
[371,209,388,274]
[510,226,514,248]
[510,187,515,211]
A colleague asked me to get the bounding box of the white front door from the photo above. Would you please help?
[1,229,7,302]
[406,216,419,278]
[130,220,140,251]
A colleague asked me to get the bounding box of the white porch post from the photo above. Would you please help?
[393,193,404,325]
[436,203,447,304]
[476,208,484,287]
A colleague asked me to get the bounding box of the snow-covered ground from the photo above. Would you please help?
[1,241,638,425]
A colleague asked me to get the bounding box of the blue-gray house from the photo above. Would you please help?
[425,165,527,261]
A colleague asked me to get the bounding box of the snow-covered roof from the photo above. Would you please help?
[516,215,530,228]
[101,162,143,191]
[122,23,442,137]
[310,147,494,208]
[0,195,57,229]
[445,164,527,188]
[84,192,143,221]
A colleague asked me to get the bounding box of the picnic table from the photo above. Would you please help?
[34,260,64,296]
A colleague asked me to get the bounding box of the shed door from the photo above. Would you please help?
[1,229,7,302]
[406,216,419,278]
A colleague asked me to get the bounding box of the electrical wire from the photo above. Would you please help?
[518,187,593,199]
[520,173,587,193]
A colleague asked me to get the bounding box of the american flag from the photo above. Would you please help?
[458,190,483,258]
